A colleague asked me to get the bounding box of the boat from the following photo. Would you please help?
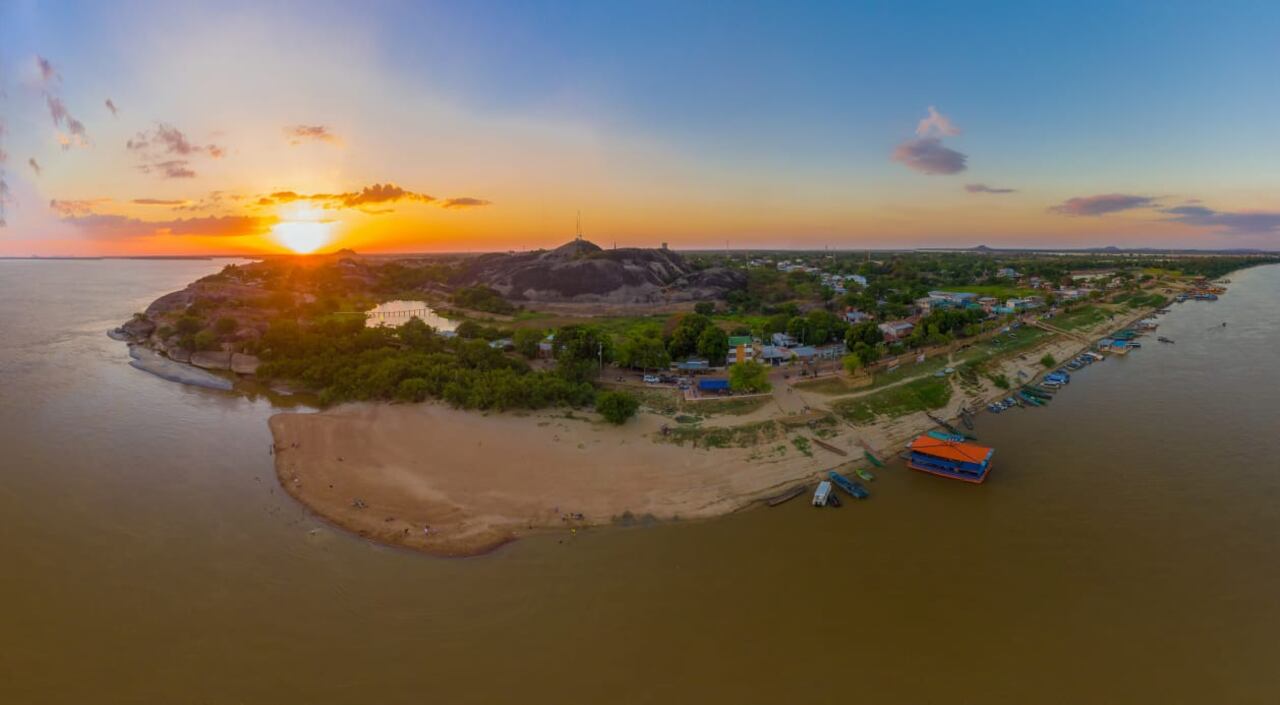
[863,450,884,467]
[854,468,876,482]
[1158,336,1174,344]
[827,492,842,508]
[765,484,807,507]
[925,413,973,439]
[809,436,848,457]
[812,481,833,507]
[827,471,869,499]
[905,435,995,484]
[926,429,968,442]
[1018,391,1044,406]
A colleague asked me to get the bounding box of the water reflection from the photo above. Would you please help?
[364,299,458,331]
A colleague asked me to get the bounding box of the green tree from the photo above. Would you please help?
[174,315,204,336]
[618,331,671,371]
[214,317,239,336]
[513,328,544,359]
[596,390,640,425]
[696,325,729,363]
[842,354,862,375]
[554,325,612,383]
[693,301,716,316]
[667,314,712,359]
[845,321,883,351]
[192,330,219,351]
[728,361,771,393]
[1040,353,1056,368]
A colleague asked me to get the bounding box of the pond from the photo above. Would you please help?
[364,300,459,332]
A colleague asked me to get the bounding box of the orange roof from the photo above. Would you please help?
[909,435,993,464]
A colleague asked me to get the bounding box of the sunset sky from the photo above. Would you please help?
[1,1,1278,256]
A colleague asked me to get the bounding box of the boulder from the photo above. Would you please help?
[190,350,233,371]
[120,316,156,340]
[167,347,192,364]
[231,353,261,375]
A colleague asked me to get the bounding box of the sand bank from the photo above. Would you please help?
[269,404,838,556]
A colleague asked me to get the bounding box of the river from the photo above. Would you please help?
[1,258,1278,704]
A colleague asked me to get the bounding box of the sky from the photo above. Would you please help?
[1,0,1278,256]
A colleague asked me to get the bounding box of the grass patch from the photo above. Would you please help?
[1053,305,1109,331]
[937,284,1036,299]
[832,376,953,424]
[977,326,1049,356]
[683,395,771,416]
[665,419,783,449]
[793,375,871,395]
[630,388,681,415]
[791,436,813,457]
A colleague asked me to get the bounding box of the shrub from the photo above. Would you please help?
[1040,353,1056,368]
[214,317,239,336]
[729,360,771,393]
[174,315,204,336]
[596,390,640,425]
[192,330,219,351]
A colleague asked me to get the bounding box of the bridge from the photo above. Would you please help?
[336,308,439,321]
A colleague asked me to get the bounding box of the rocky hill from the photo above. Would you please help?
[451,240,745,304]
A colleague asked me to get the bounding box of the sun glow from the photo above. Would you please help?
[271,206,337,253]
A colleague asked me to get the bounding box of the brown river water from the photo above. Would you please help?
[2,258,1279,704]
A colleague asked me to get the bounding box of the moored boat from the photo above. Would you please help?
[765,485,807,507]
[812,481,833,507]
[906,435,995,483]
[827,471,869,499]
[854,468,875,482]
[863,450,884,467]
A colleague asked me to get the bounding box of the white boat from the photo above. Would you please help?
[812,481,833,507]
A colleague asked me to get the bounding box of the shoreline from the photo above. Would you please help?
[268,296,1181,557]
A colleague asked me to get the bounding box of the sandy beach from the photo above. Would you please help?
[270,403,840,556]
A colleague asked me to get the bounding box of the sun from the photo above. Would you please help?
[270,206,336,253]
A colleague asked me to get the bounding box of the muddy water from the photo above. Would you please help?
[1,258,1278,704]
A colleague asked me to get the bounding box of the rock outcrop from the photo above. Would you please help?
[451,240,745,305]
[231,353,261,375]
[190,351,233,371]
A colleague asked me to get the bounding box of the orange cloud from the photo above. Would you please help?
[441,197,491,209]
[254,183,489,213]
[284,124,341,145]
[61,212,275,239]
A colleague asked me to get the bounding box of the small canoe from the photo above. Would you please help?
[810,437,848,457]
[854,468,876,482]
[765,485,807,507]
[863,450,884,467]
[828,471,870,499]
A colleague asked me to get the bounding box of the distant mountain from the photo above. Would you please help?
[452,239,746,304]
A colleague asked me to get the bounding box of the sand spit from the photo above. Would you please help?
[270,404,835,556]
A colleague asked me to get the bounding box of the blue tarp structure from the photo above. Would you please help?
[697,377,730,391]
